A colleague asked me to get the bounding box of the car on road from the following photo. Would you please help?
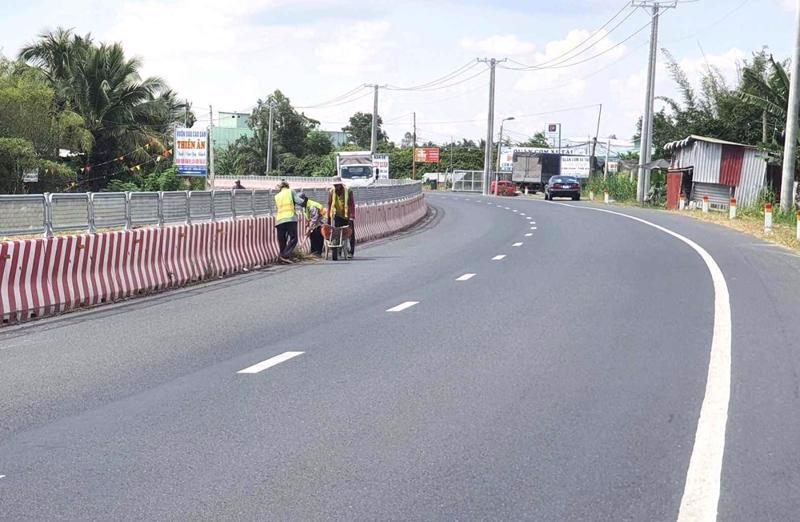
[544,176,581,201]
[491,179,518,196]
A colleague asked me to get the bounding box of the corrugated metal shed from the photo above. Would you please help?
[691,140,722,183]
[664,135,766,207]
[737,149,768,206]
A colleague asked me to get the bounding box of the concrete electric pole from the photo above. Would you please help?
[780,2,800,211]
[371,84,379,155]
[412,111,417,180]
[208,104,215,190]
[495,116,515,196]
[633,1,676,202]
[478,57,507,195]
[266,102,274,175]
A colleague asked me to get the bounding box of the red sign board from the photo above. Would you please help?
[414,147,440,163]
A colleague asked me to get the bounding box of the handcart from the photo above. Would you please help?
[321,223,353,261]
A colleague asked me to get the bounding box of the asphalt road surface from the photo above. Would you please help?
[2,193,800,521]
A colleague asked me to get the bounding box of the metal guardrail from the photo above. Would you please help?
[214,175,418,186]
[0,182,423,238]
[451,170,484,193]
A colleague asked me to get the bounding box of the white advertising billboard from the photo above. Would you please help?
[372,153,390,179]
[560,155,592,178]
[174,127,208,176]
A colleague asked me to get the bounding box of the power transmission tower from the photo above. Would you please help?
[781,3,800,211]
[266,102,274,175]
[633,1,676,202]
[478,57,507,195]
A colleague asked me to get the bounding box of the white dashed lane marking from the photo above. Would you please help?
[525,233,533,237]
[531,227,537,230]
[237,351,304,374]
[386,301,420,312]
[456,273,476,281]
[513,242,523,247]
[492,255,507,260]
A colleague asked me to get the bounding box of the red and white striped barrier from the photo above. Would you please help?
[1,195,426,323]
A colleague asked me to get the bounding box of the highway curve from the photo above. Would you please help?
[2,193,800,520]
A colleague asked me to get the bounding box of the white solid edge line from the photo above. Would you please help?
[386,301,420,312]
[492,254,506,260]
[237,351,304,374]
[456,273,476,281]
[551,201,731,522]
[525,233,533,237]
[512,242,523,247]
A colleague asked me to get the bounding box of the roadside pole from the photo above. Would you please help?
[412,112,417,180]
[634,1,677,202]
[479,57,507,196]
[780,1,800,212]
[370,84,379,155]
[266,103,274,175]
[208,104,215,190]
[590,103,602,174]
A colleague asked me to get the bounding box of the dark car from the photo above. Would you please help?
[544,176,581,201]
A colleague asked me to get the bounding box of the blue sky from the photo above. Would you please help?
[1,0,795,144]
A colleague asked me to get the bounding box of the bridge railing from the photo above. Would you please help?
[0,182,423,238]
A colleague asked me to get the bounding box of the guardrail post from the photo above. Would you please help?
[125,192,132,230]
[157,192,165,227]
[44,193,54,237]
[210,190,216,222]
[250,189,255,217]
[87,192,97,234]
[231,190,238,220]
[185,190,191,225]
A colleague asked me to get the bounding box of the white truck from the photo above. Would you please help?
[336,151,387,187]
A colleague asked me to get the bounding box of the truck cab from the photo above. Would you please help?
[336,151,378,187]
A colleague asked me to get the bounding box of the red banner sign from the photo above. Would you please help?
[414,147,440,163]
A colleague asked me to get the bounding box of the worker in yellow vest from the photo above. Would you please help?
[327,176,356,256]
[299,194,326,256]
[274,180,304,264]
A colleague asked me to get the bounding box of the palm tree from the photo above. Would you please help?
[19,29,191,188]
[18,28,92,106]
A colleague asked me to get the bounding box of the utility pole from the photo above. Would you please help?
[363,84,386,155]
[412,111,417,180]
[633,1,677,202]
[208,104,215,190]
[478,57,507,195]
[496,116,515,196]
[371,84,379,155]
[590,103,603,174]
[266,102,274,175]
[780,2,800,211]
[604,136,611,180]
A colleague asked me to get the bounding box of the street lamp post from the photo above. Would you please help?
[495,116,515,196]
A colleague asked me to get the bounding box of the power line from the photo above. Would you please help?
[295,84,369,109]
[503,1,635,71]
[512,37,650,94]
[384,59,479,91]
[501,18,652,72]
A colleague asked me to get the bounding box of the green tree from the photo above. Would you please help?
[248,90,318,170]
[305,130,333,156]
[19,28,191,190]
[342,111,386,149]
[517,131,550,148]
[0,58,91,193]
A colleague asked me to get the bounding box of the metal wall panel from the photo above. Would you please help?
[691,141,722,184]
[691,182,732,207]
[736,150,768,207]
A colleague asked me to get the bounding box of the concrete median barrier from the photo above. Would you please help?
[1,194,426,324]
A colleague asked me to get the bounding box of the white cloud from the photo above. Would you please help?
[460,34,536,57]
[315,20,392,77]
